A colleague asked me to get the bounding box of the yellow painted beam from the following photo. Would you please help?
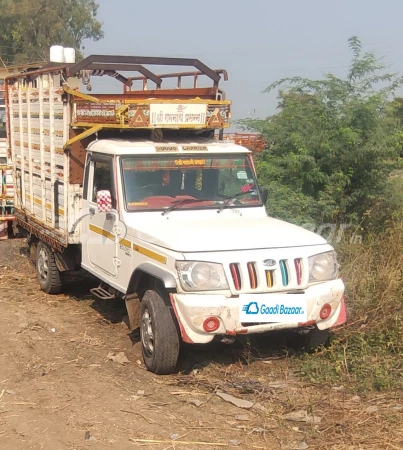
[64,125,103,148]
[63,86,101,103]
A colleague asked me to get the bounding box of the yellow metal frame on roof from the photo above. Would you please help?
[63,86,231,148]
[64,125,103,149]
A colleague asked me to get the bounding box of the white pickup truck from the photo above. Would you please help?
[6,53,346,374]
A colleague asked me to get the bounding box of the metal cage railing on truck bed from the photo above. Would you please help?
[6,55,232,148]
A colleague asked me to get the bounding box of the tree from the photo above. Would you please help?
[240,37,403,226]
[0,0,103,64]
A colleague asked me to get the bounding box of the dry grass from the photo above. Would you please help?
[169,360,403,449]
[297,221,403,392]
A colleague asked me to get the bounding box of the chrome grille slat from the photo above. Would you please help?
[279,259,289,286]
[229,263,242,291]
[228,256,308,294]
[247,261,258,289]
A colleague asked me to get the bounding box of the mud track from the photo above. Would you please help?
[0,239,401,449]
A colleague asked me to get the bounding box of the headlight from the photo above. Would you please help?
[308,251,338,282]
[176,261,229,291]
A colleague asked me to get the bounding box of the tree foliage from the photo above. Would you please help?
[0,0,103,64]
[240,37,403,226]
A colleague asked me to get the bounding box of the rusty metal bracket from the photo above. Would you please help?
[124,293,140,331]
[115,104,129,125]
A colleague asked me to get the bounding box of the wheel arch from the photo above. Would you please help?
[127,263,177,298]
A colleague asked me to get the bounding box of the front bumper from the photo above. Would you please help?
[170,279,345,344]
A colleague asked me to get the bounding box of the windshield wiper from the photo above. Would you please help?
[161,198,209,216]
[218,190,256,212]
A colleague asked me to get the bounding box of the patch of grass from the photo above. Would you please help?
[296,220,403,392]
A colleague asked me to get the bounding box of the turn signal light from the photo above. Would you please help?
[320,303,332,320]
[203,317,220,332]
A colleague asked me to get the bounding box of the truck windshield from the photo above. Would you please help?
[121,154,262,211]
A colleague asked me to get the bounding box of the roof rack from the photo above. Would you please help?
[6,55,232,146]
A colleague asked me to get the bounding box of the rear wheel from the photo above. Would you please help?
[140,289,180,374]
[36,241,61,294]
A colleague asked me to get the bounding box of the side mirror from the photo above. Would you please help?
[260,187,269,205]
[97,190,112,213]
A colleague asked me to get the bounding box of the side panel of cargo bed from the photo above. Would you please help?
[0,138,14,239]
[8,73,83,248]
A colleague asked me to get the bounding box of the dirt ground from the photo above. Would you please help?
[0,238,401,450]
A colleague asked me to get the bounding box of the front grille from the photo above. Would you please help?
[229,257,306,293]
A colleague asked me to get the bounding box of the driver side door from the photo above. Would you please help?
[82,155,119,279]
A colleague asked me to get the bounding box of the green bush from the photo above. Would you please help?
[239,36,403,392]
[241,37,403,227]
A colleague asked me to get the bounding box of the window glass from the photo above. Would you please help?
[92,160,116,208]
[121,155,261,211]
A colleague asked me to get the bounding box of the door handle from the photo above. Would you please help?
[89,207,95,215]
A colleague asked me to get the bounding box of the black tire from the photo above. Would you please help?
[36,241,62,294]
[140,289,180,375]
[288,327,329,352]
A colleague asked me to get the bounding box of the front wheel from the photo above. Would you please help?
[36,241,61,294]
[140,289,180,374]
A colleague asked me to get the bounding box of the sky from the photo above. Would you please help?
[83,0,403,128]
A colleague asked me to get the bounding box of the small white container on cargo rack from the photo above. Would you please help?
[50,45,65,63]
[63,47,76,64]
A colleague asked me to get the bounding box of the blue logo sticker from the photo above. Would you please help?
[242,302,259,315]
[240,297,307,323]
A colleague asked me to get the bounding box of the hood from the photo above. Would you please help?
[133,216,327,252]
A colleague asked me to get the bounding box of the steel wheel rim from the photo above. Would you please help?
[37,248,49,281]
[141,309,154,356]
